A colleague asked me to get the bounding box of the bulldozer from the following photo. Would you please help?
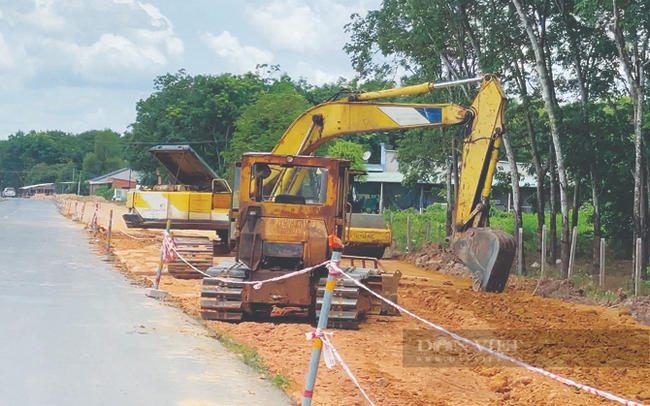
[201,153,400,329]
[199,74,516,329]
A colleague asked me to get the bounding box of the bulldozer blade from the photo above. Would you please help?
[452,228,516,293]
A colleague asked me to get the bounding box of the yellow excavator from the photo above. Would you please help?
[199,74,516,329]
[123,75,489,276]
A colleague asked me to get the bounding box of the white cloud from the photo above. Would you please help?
[25,0,67,33]
[0,34,16,69]
[295,62,345,85]
[201,31,273,74]
[0,0,184,85]
[245,0,378,53]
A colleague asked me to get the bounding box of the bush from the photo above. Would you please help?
[93,186,115,201]
[386,204,597,258]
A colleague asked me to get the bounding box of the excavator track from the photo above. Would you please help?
[200,262,248,321]
[167,236,213,279]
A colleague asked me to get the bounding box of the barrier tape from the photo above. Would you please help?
[329,263,647,406]
[145,243,645,406]
[170,247,329,289]
[119,229,155,241]
[306,328,376,406]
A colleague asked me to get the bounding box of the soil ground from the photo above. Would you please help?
[54,195,650,406]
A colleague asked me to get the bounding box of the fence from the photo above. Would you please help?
[388,206,649,297]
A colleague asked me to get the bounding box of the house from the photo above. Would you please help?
[354,143,537,214]
[19,183,55,196]
[87,168,140,196]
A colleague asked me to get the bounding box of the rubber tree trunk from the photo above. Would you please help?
[512,56,547,254]
[502,130,526,275]
[611,0,647,278]
[559,12,603,275]
[572,179,580,229]
[446,153,453,237]
[512,0,570,277]
[549,150,558,265]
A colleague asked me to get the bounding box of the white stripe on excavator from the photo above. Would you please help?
[378,106,430,126]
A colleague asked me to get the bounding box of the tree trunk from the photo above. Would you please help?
[452,136,459,205]
[512,0,570,277]
[559,11,603,275]
[446,153,453,237]
[512,56,547,253]
[611,0,647,279]
[591,176,602,275]
[549,150,558,265]
[502,130,526,275]
[572,179,580,229]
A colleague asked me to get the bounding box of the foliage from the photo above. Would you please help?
[0,130,100,190]
[92,186,116,201]
[386,205,596,257]
[82,130,126,181]
[225,83,310,164]
[123,70,266,183]
[325,140,367,173]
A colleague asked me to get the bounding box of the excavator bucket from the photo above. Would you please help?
[452,228,516,293]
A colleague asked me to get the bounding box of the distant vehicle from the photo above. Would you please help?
[2,187,16,198]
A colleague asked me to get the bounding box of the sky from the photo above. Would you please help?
[0,0,381,139]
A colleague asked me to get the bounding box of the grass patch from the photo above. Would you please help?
[213,331,292,389]
[270,373,292,389]
[386,204,597,258]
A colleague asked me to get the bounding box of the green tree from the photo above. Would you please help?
[82,130,125,180]
[325,140,366,173]
[225,83,310,164]
[124,70,266,182]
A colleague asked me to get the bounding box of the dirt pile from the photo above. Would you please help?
[54,193,107,202]
[29,193,51,200]
[404,243,472,278]
[624,296,650,325]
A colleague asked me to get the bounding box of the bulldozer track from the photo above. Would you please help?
[200,265,247,321]
[167,236,213,279]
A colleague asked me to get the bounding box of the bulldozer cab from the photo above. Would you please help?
[236,153,350,270]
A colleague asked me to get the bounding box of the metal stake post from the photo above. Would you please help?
[517,227,523,276]
[146,220,171,298]
[599,238,605,289]
[80,202,86,223]
[568,226,578,278]
[634,238,643,296]
[302,249,342,406]
[541,224,546,277]
[406,215,411,253]
[104,210,113,261]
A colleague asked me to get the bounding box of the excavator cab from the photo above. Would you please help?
[200,153,401,329]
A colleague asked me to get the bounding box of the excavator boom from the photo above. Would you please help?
[268,74,515,291]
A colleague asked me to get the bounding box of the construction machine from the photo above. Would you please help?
[199,74,516,329]
[123,145,233,278]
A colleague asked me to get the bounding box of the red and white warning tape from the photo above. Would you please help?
[306,327,376,406]
[156,245,646,406]
[170,247,329,289]
[329,263,647,406]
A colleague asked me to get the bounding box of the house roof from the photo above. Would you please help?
[88,168,140,185]
[19,183,55,190]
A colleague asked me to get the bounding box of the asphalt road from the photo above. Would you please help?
[0,198,294,406]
